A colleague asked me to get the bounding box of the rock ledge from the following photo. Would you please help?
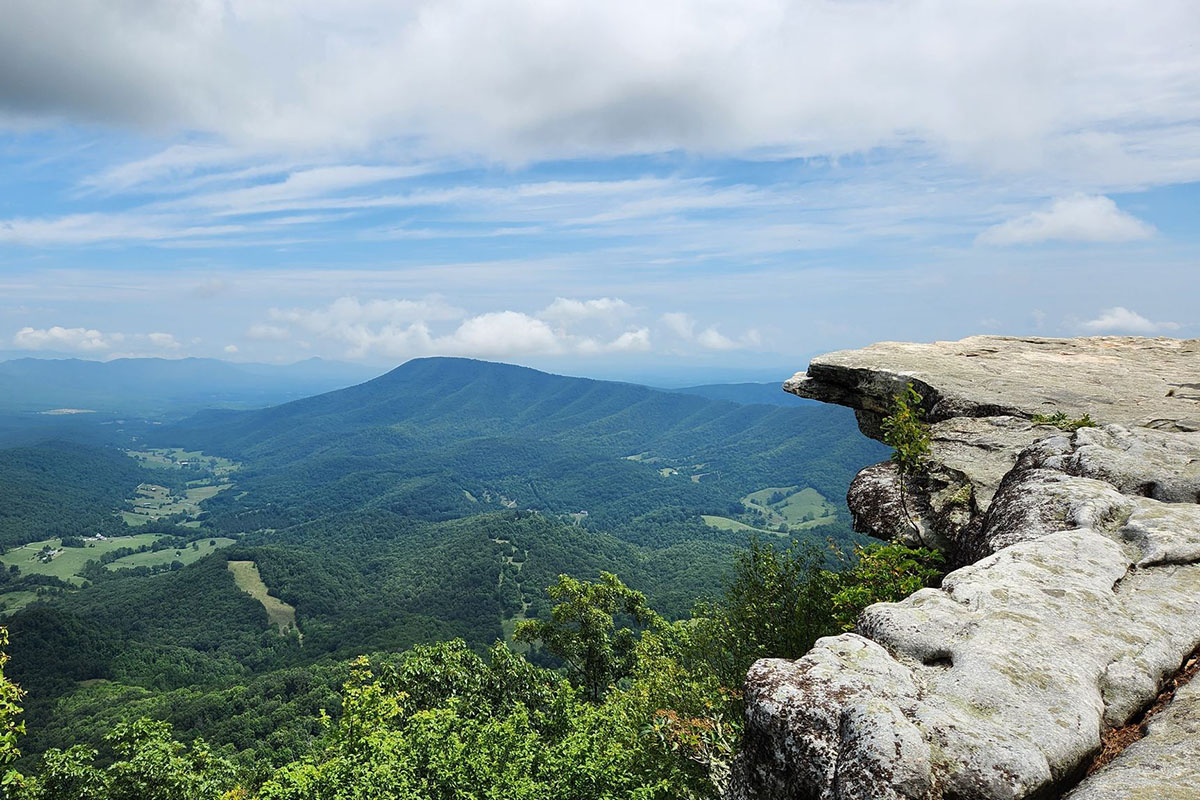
[730,336,1200,800]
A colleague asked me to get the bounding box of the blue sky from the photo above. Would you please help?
[0,1,1197,382]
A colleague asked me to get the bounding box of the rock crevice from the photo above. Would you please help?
[731,336,1200,800]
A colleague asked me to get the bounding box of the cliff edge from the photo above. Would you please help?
[730,336,1200,800]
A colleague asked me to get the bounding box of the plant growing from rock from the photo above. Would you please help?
[880,382,931,543]
[1030,411,1097,431]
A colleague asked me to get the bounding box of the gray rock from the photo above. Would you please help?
[846,417,1051,559]
[1020,423,1200,504]
[784,335,1200,432]
[1066,676,1200,800]
[731,336,1200,800]
[735,526,1200,800]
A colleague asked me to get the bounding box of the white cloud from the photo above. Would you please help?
[577,328,652,354]
[223,344,239,353]
[11,326,189,354]
[246,323,291,341]
[0,213,248,246]
[81,144,248,194]
[1079,307,1180,334]
[539,297,633,323]
[696,328,738,351]
[661,312,759,351]
[1,0,1198,184]
[660,312,696,340]
[438,312,562,357]
[270,297,465,332]
[14,325,119,352]
[977,194,1156,245]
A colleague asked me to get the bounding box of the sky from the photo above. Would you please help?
[1,0,1197,382]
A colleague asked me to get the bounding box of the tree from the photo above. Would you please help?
[830,544,944,631]
[880,382,931,542]
[516,573,659,701]
[696,540,836,687]
[0,627,24,771]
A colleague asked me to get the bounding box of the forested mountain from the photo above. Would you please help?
[0,357,892,791]
[164,357,878,532]
[0,442,150,548]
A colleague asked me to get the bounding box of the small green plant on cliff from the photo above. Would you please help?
[1030,411,1097,431]
[880,382,931,541]
[830,544,944,631]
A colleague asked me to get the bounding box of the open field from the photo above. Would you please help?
[227,560,297,635]
[126,448,239,476]
[0,591,40,615]
[742,486,838,529]
[0,534,162,585]
[700,515,783,536]
[106,537,235,570]
[122,481,233,524]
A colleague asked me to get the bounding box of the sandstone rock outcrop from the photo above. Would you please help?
[1065,671,1200,799]
[731,336,1200,800]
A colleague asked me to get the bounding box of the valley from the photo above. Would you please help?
[0,356,887,782]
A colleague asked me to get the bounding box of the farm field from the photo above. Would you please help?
[121,448,239,526]
[742,486,838,529]
[0,590,39,615]
[126,448,239,477]
[700,515,782,536]
[227,560,297,635]
[0,534,162,585]
[106,537,236,570]
[701,486,839,537]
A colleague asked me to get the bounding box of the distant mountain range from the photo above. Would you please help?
[669,382,811,407]
[0,356,384,416]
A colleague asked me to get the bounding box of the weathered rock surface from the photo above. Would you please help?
[1065,676,1200,800]
[787,336,1200,564]
[731,336,1200,800]
[784,335,1200,432]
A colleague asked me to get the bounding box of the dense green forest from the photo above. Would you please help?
[0,443,166,548]
[0,357,896,797]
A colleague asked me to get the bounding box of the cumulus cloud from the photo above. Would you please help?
[245,296,673,360]
[660,312,759,351]
[246,323,291,341]
[14,325,119,352]
[271,297,465,331]
[147,332,180,349]
[1,0,1198,179]
[224,344,239,353]
[1078,307,1180,334]
[539,297,633,323]
[660,312,696,340]
[977,195,1156,245]
[577,328,652,354]
[12,326,188,354]
[439,312,562,357]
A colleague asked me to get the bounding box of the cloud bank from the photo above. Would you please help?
[978,195,1156,245]
[250,297,759,360]
[2,0,1199,179]
[1079,307,1180,335]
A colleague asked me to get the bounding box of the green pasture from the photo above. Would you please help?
[106,537,235,570]
[0,534,162,585]
[227,560,297,635]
